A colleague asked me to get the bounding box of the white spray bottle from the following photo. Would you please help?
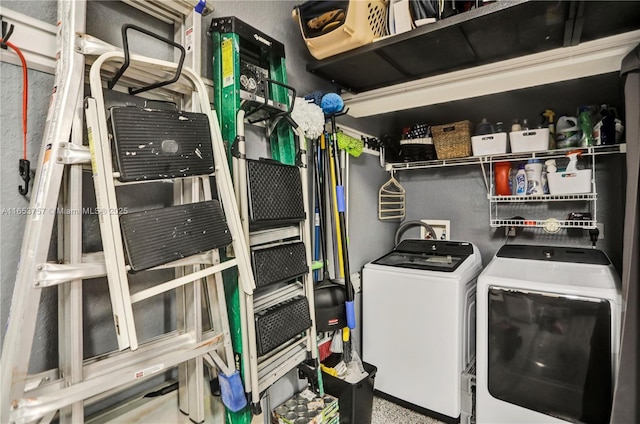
[565,150,583,172]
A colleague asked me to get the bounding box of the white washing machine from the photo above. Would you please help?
[362,240,482,420]
[476,244,622,424]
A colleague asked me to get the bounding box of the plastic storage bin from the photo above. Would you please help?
[471,132,508,156]
[323,362,377,424]
[431,120,473,159]
[509,128,549,153]
[400,137,437,161]
[293,1,388,60]
[547,169,593,194]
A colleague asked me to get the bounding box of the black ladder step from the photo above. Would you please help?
[247,160,305,230]
[252,242,308,289]
[255,295,312,357]
[109,106,215,182]
[120,200,232,272]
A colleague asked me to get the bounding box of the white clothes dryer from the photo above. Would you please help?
[476,244,622,424]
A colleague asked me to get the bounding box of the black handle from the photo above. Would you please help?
[108,24,186,96]
[1,15,15,49]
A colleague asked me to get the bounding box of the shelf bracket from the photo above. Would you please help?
[480,156,490,196]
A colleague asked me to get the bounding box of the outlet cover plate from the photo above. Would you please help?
[420,219,451,240]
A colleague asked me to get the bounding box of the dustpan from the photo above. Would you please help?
[378,172,405,220]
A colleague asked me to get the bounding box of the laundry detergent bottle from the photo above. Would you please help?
[525,159,544,195]
[494,162,512,196]
[514,164,527,196]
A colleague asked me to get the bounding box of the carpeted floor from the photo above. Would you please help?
[371,396,446,424]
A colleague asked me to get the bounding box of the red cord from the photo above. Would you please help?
[1,39,28,160]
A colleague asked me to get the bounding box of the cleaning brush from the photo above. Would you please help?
[337,131,364,157]
[291,97,325,140]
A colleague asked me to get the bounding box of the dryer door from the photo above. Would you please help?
[487,287,613,424]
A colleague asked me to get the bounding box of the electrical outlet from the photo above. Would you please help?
[596,223,605,239]
[505,226,516,237]
[420,219,450,240]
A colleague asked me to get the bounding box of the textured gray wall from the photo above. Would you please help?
[1,0,58,371]
[0,0,627,416]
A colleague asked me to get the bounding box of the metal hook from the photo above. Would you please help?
[1,15,15,49]
[18,159,30,196]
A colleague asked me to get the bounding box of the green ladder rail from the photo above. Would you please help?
[209,16,318,423]
[210,17,296,166]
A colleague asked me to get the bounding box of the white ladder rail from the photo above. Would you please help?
[2,16,256,424]
[0,1,86,421]
[233,114,319,414]
[57,80,87,424]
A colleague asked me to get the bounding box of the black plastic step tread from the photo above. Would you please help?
[252,242,308,288]
[120,200,232,272]
[247,160,305,230]
[255,295,312,356]
[109,107,214,182]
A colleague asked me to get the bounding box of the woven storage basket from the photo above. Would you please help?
[293,0,388,60]
[431,120,473,159]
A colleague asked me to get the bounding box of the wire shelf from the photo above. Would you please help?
[491,219,597,229]
[490,193,597,202]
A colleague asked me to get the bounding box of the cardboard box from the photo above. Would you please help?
[272,390,339,424]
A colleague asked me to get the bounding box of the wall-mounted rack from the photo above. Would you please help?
[386,143,626,172]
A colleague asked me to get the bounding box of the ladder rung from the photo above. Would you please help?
[17,331,225,423]
[253,282,304,312]
[120,200,231,271]
[129,259,237,303]
[247,160,305,230]
[254,296,312,356]
[249,225,300,247]
[257,341,308,393]
[110,107,214,182]
[252,241,308,288]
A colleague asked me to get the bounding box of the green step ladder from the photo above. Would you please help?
[210,16,319,423]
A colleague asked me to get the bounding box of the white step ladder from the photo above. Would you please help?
[0,1,256,423]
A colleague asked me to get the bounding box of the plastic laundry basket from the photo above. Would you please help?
[293,0,388,60]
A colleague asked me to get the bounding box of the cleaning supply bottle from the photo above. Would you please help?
[595,104,616,145]
[494,161,512,196]
[578,106,595,147]
[514,164,527,196]
[565,150,583,172]
[542,109,556,150]
[475,118,495,136]
[511,119,522,132]
[541,165,549,194]
[525,159,543,195]
[545,159,557,174]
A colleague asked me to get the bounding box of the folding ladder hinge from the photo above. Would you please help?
[57,142,91,165]
[34,260,107,288]
[231,135,245,159]
[296,148,307,168]
[75,32,118,56]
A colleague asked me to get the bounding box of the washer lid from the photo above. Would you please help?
[372,240,474,272]
[496,244,610,265]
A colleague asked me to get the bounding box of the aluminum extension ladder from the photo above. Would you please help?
[210,17,318,418]
[0,1,255,423]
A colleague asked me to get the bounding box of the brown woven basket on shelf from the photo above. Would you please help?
[431,120,473,159]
